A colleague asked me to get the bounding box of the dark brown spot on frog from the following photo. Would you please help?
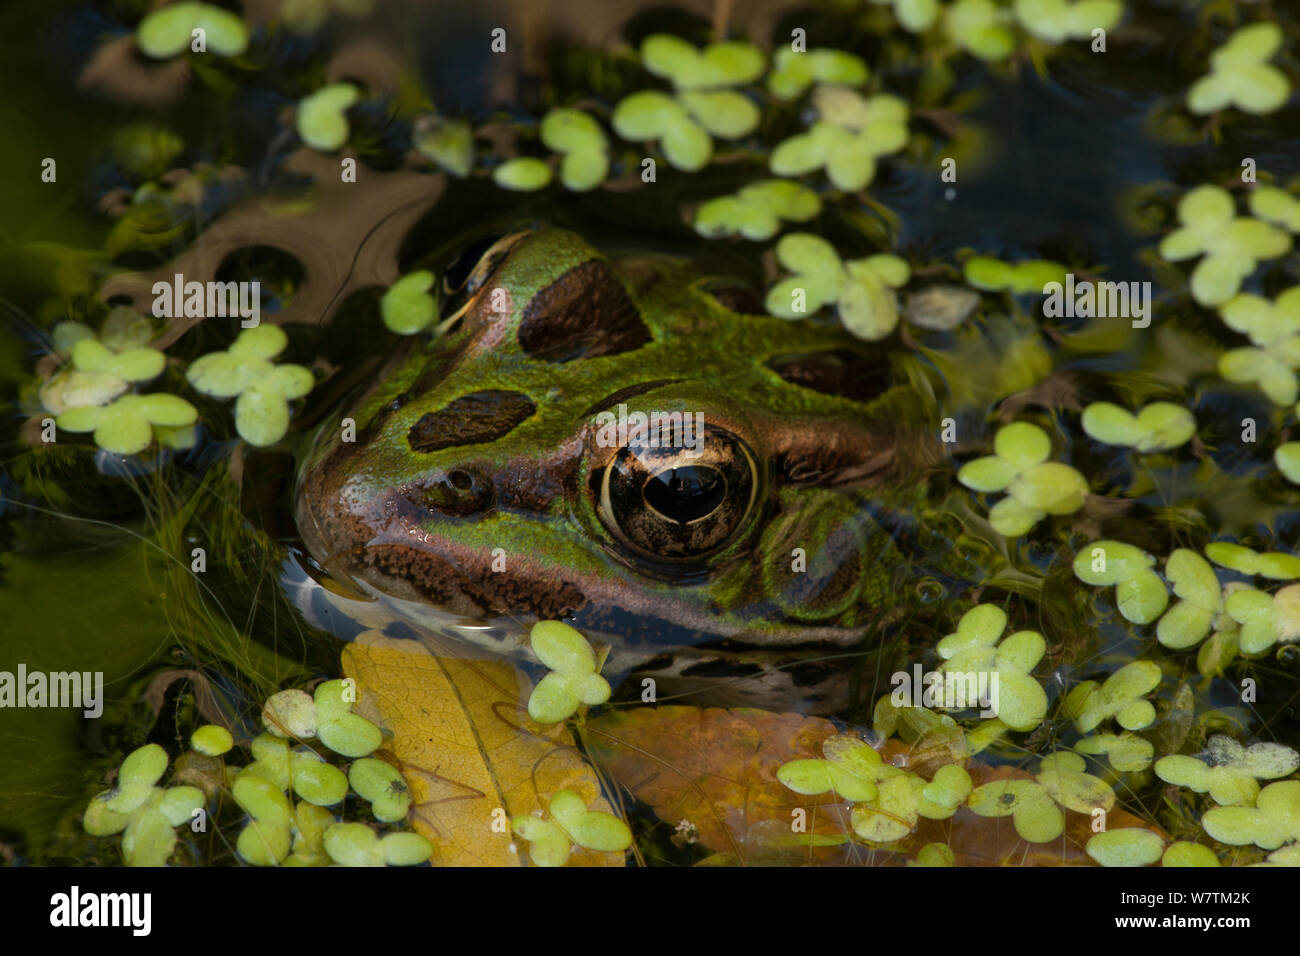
[580,379,684,419]
[408,389,536,453]
[679,659,766,678]
[517,260,651,362]
[768,349,892,404]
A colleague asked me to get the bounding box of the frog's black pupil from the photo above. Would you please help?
[644,466,725,523]
[445,233,506,291]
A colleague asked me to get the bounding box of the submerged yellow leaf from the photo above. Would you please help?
[342,632,623,867]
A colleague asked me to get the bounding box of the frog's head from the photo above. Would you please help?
[295,226,940,710]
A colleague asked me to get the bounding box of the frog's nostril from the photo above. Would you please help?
[420,468,493,515]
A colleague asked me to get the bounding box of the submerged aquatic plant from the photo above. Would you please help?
[765,232,910,340]
[957,421,1089,537]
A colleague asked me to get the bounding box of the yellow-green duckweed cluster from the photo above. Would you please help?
[380,270,438,335]
[185,325,315,446]
[693,180,822,241]
[963,255,1068,295]
[935,604,1047,731]
[526,621,612,724]
[1080,401,1196,452]
[764,233,910,340]
[1186,23,1290,116]
[296,83,361,152]
[512,790,633,867]
[136,2,249,59]
[770,90,909,192]
[82,744,205,866]
[957,421,1089,537]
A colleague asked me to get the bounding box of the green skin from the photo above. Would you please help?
[296,227,941,712]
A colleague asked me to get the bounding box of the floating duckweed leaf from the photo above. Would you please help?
[1081,401,1196,452]
[137,2,249,59]
[527,620,611,723]
[1157,549,1223,650]
[1159,185,1291,307]
[190,725,233,756]
[382,831,433,866]
[492,157,552,191]
[349,757,412,822]
[52,320,96,353]
[233,771,293,827]
[1205,542,1300,580]
[540,109,609,191]
[513,789,632,866]
[248,733,291,790]
[263,689,317,739]
[769,93,909,191]
[157,785,204,827]
[678,90,760,138]
[323,822,385,866]
[767,47,868,99]
[959,422,1087,537]
[1187,23,1290,116]
[694,180,821,241]
[1013,0,1122,43]
[1156,736,1299,807]
[317,712,383,758]
[913,842,955,866]
[935,604,1046,731]
[1162,841,1221,867]
[412,115,474,177]
[1219,345,1299,406]
[944,0,1016,61]
[58,393,198,455]
[1277,443,1300,484]
[967,777,1065,843]
[611,91,715,170]
[1201,780,1300,849]
[640,34,764,91]
[297,83,360,151]
[764,234,909,340]
[72,338,165,383]
[921,765,973,810]
[1223,585,1300,654]
[1086,828,1164,867]
[873,0,941,33]
[380,271,437,335]
[1250,186,1300,233]
[1218,287,1300,347]
[39,369,129,416]
[1072,540,1169,624]
[850,774,919,843]
[237,818,292,866]
[1036,752,1115,816]
[778,734,887,802]
[1074,733,1155,773]
[121,800,178,867]
[290,753,349,807]
[964,255,1068,294]
[837,256,911,340]
[186,326,314,446]
[1064,661,1163,733]
[314,679,353,719]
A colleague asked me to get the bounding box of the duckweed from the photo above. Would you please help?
[185,325,314,446]
[1080,401,1196,452]
[769,92,909,192]
[693,180,821,241]
[765,232,910,340]
[935,603,1047,731]
[1250,186,1300,233]
[412,115,474,178]
[1013,0,1123,44]
[1073,540,1169,624]
[539,109,609,192]
[778,733,887,802]
[957,422,1089,537]
[137,2,249,60]
[57,393,198,455]
[297,83,361,152]
[1201,780,1300,849]
[512,789,632,866]
[1223,584,1300,654]
[1186,22,1290,116]
[944,0,1016,61]
[766,48,868,100]
[349,757,412,822]
[1063,661,1162,733]
[1204,542,1300,580]
[1086,828,1165,867]
[526,620,611,724]
[492,157,553,192]
[1075,733,1155,773]
[1158,185,1291,307]
[1155,736,1299,807]
[380,271,438,335]
[1156,549,1223,650]
[1276,442,1300,484]
[1162,842,1221,867]
[964,256,1068,295]
[190,724,233,756]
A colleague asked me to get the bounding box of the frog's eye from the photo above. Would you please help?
[597,425,758,562]
[439,231,528,321]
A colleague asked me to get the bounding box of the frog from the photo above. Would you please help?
[294,225,951,714]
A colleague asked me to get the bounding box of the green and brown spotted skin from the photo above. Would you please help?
[296,227,940,712]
